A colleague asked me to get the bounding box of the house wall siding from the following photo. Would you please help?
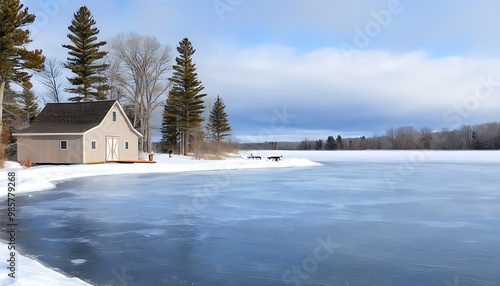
[17,135,83,164]
[84,104,139,163]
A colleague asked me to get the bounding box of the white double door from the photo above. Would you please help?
[106,136,119,161]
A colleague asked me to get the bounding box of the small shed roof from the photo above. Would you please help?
[34,100,115,124]
[14,100,141,136]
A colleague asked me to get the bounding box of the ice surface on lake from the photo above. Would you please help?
[1,150,499,285]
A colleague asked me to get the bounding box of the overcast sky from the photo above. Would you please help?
[21,0,500,142]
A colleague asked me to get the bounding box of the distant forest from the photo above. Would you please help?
[237,122,500,151]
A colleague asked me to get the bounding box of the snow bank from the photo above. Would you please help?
[3,161,21,169]
[0,153,321,198]
[0,246,91,286]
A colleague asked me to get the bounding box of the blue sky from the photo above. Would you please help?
[20,0,500,142]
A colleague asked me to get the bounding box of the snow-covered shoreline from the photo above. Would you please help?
[0,152,321,199]
[0,152,320,286]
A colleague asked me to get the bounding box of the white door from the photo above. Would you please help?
[106,136,119,161]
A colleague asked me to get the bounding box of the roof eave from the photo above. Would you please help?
[12,133,85,136]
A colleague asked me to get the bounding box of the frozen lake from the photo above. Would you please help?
[2,152,500,285]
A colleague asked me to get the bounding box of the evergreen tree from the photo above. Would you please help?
[62,6,109,101]
[0,0,44,133]
[207,95,232,143]
[17,83,39,124]
[167,38,207,155]
[325,135,337,150]
[161,94,180,152]
[298,138,313,150]
[315,139,323,150]
[336,135,344,150]
[2,84,23,132]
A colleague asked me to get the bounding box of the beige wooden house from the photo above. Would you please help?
[13,100,142,164]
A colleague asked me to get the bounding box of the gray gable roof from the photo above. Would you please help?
[15,100,120,134]
[34,100,116,124]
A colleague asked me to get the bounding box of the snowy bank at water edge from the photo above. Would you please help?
[0,245,91,286]
[0,153,321,198]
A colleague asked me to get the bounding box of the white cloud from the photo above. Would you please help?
[197,45,500,137]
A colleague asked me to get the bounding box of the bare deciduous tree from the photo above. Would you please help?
[110,33,173,152]
[38,58,65,103]
[386,127,397,149]
[458,125,473,149]
[472,122,500,149]
[386,126,418,149]
[420,127,433,149]
[99,55,125,101]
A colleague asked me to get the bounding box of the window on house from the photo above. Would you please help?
[113,111,117,122]
[92,141,96,149]
[125,142,129,149]
[60,140,68,150]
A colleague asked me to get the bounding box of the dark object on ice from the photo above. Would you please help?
[149,153,154,161]
[248,153,262,160]
[169,150,173,158]
[267,156,282,162]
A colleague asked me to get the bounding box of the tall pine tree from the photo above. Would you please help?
[17,83,39,124]
[0,0,44,133]
[2,84,23,132]
[336,135,344,150]
[166,38,207,155]
[325,135,337,150]
[161,94,180,153]
[207,95,231,143]
[63,6,108,101]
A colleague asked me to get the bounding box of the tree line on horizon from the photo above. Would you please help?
[237,122,500,151]
[0,1,232,160]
